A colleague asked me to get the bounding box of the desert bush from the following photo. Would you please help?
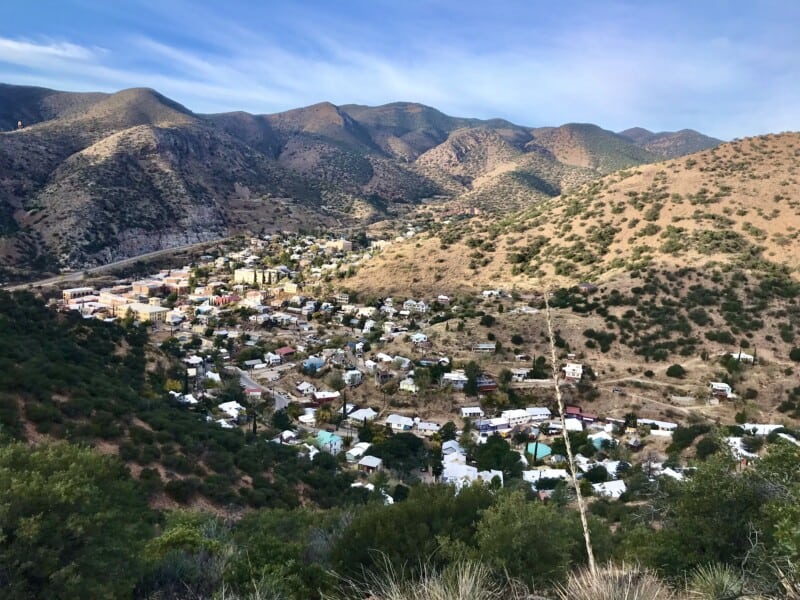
[556,563,674,600]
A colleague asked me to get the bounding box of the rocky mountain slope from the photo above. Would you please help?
[618,127,722,159]
[0,83,719,276]
[353,132,800,294]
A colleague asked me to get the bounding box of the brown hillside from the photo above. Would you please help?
[351,132,800,296]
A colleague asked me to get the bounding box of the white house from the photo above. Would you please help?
[442,370,469,390]
[313,390,341,403]
[386,414,415,431]
[399,377,419,393]
[410,332,429,344]
[501,409,531,426]
[510,368,530,382]
[218,401,246,420]
[348,407,379,424]
[296,381,317,396]
[710,382,734,399]
[346,441,372,462]
[522,469,570,489]
[592,480,627,499]
[265,352,282,366]
[358,455,383,473]
[548,418,584,433]
[563,363,583,381]
[442,463,503,490]
[436,443,459,458]
[638,418,678,432]
[461,406,484,419]
[526,407,551,421]
[417,421,441,436]
[727,350,755,364]
[344,369,364,386]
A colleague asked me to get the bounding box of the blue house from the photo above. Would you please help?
[316,431,343,454]
[303,355,326,372]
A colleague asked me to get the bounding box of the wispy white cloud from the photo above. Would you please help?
[0,36,100,68]
[0,2,798,140]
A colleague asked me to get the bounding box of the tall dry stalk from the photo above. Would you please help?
[544,290,596,576]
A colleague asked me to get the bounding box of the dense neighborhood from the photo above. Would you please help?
[55,232,799,503]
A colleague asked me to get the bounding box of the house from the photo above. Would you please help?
[526,407,551,421]
[218,401,245,420]
[344,369,363,387]
[346,442,372,462]
[476,375,497,393]
[577,282,598,294]
[312,390,341,404]
[296,381,317,396]
[709,381,734,400]
[501,409,530,426]
[243,359,265,370]
[743,423,783,436]
[443,371,469,390]
[522,469,570,489]
[402,299,429,314]
[727,350,755,364]
[348,407,379,424]
[410,332,428,345]
[302,355,326,372]
[442,440,464,456]
[563,363,583,382]
[592,480,627,499]
[316,431,343,454]
[265,352,282,366]
[442,463,503,490]
[417,421,441,436]
[461,406,484,419]
[547,418,584,433]
[358,455,383,474]
[510,368,530,382]
[472,342,496,353]
[386,414,414,431]
[393,356,413,371]
[638,418,678,432]
[399,377,418,393]
[275,346,295,362]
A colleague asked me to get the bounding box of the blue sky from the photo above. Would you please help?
[1,0,798,139]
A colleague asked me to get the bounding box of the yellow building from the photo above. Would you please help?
[125,303,169,323]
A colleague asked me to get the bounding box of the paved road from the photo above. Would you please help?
[236,367,292,411]
[3,236,233,291]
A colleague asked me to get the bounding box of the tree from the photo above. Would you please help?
[790,347,800,362]
[666,364,686,378]
[0,442,152,599]
[328,371,345,392]
[440,421,457,442]
[463,361,481,397]
[479,314,496,327]
[474,434,523,479]
[448,490,611,587]
[498,368,513,391]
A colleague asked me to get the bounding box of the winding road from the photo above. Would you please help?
[2,236,233,291]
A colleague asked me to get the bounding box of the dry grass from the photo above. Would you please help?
[556,563,675,600]
[324,559,532,600]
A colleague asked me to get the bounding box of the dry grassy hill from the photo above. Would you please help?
[354,132,800,294]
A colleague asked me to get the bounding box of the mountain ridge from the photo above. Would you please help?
[0,83,722,277]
